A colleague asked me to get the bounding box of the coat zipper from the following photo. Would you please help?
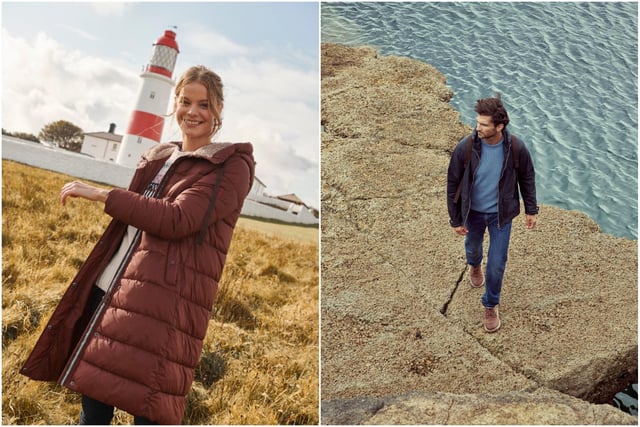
[497,139,512,229]
[59,155,181,386]
[59,229,143,386]
[463,148,481,226]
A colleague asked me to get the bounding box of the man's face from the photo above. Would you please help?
[476,115,503,140]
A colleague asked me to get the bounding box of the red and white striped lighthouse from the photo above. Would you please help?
[116,29,180,167]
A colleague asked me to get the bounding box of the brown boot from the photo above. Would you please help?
[483,306,501,333]
[469,264,484,288]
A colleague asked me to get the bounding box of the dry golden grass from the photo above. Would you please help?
[236,217,318,244]
[2,160,319,425]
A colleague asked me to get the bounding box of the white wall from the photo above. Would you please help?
[242,199,318,225]
[4,136,134,188]
[3,136,319,226]
[249,178,267,198]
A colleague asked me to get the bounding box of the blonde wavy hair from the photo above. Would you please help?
[173,65,224,137]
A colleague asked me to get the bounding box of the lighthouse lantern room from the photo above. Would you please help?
[116,30,180,167]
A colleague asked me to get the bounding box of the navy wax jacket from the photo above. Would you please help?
[446,129,539,228]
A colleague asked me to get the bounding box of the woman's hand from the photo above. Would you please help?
[60,181,110,206]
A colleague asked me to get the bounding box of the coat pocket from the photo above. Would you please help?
[165,243,179,286]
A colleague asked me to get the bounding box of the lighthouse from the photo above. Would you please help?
[116,29,180,167]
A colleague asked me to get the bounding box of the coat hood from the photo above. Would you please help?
[142,141,255,193]
[144,141,252,163]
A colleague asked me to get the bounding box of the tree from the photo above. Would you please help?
[2,129,40,143]
[13,132,41,143]
[39,120,84,152]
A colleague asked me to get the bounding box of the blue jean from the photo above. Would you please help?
[465,210,512,308]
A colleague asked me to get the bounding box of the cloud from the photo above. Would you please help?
[2,29,139,136]
[58,24,98,41]
[90,2,129,17]
[217,58,319,206]
[181,27,249,57]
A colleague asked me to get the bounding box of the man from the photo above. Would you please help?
[446,95,538,333]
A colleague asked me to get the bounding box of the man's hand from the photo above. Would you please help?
[454,225,468,236]
[60,181,110,206]
[526,214,537,230]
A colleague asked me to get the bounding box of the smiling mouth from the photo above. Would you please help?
[183,119,202,126]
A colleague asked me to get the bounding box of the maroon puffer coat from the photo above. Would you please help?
[21,142,254,424]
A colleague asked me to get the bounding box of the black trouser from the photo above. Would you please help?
[78,286,157,425]
[80,394,157,425]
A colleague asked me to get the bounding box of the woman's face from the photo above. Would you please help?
[176,82,213,143]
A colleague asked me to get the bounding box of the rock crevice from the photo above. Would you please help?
[439,266,467,316]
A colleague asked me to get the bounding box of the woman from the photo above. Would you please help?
[20,65,255,424]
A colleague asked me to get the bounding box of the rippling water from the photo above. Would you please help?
[322,2,638,239]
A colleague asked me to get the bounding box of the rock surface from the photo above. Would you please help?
[322,389,635,425]
[321,43,637,424]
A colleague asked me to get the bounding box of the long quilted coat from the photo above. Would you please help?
[21,142,254,424]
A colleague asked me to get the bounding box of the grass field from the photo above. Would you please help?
[1,160,319,425]
[237,217,318,244]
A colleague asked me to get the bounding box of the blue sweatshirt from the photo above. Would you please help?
[471,139,504,213]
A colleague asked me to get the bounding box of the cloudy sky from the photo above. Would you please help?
[2,2,319,208]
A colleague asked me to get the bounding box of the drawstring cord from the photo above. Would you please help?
[197,164,226,245]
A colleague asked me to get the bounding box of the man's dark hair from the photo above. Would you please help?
[474,93,510,128]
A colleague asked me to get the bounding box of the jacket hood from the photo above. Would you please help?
[144,141,253,165]
[143,141,255,194]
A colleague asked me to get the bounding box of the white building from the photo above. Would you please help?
[80,123,122,162]
[249,176,267,199]
[243,181,318,225]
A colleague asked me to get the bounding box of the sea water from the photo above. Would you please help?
[322,2,638,240]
